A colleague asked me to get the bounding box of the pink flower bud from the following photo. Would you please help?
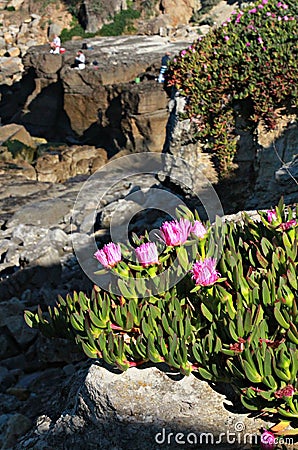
[135,242,159,267]
[274,385,295,398]
[94,242,122,268]
[267,209,277,222]
[191,221,207,238]
[280,219,297,230]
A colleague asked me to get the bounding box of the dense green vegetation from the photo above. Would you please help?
[60,20,96,42]
[99,8,140,36]
[60,6,140,40]
[167,0,298,174]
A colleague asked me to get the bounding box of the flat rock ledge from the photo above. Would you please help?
[17,364,278,450]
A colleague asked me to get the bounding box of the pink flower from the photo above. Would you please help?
[282,3,288,9]
[261,429,276,450]
[224,35,229,41]
[267,209,277,223]
[258,36,264,44]
[94,242,122,268]
[277,1,282,6]
[236,13,243,23]
[283,15,289,20]
[191,221,207,238]
[246,42,251,47]
[262,0,268,3]
[191,258,220,286]
[135,242,159,267]
[258,4,264,8]
[280,219,297,230]
[181,50,187,56]
[249,8,257,13]
[160,218,191,246]
[266,12,272,16]
[275,385,295,398]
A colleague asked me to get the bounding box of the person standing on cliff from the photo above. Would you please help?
[49,34,61,54]
[158,51,171,83]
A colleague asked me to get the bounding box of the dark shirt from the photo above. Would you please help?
[161,54,170,66]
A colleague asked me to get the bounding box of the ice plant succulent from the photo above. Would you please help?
[135,242,159,267]
[24,199,298,436]
[191,257,220,286]
[94,242,122,268]
[166,0,298,173]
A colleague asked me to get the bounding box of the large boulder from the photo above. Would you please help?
[16,364,273,450]
[160,0,200,26]
[0,124,36,149]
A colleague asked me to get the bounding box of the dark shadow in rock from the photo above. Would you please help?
[81,121,126,158]
[0,69,36,124]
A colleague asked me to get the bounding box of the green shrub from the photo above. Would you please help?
[60,23,96,42]
[167,0,298,174]
[6,140,36,163]
[99,8,140,36]
[6,6,15,11]
[25,198,298,433]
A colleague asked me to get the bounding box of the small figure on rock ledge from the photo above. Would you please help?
[49,34,61,54]
[72,50,86,70]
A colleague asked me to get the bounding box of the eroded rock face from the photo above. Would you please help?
[2,35,194,153]
[160,0,201,26]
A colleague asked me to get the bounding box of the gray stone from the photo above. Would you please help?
[7,197,74,228]
[12,224,49,246]
[17,364,274,450]
[275,154,298,185]
[0,367,15,392]
[0,298,37,349]
[0,413,32,449]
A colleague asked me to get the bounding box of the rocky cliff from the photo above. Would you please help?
[0,34,297,450]
[0,33,297,211]
[0,35,197,152]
